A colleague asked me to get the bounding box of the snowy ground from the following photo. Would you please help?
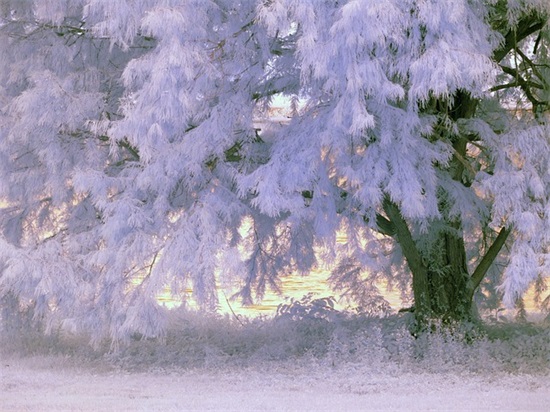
[1,354,549,412]
[2,308,549,411]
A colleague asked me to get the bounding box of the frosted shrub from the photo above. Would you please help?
[266,295,339,358]
[2,303,549,375]
[120,313,550,373]
[276,294,341,323]
[0,293,71,356]
[412,326,473,371]
[363,325,388,360]
[482,322,550,374]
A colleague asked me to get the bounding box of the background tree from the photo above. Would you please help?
[0,0,549,343]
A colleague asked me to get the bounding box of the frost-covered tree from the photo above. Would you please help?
[247,0,550,324]
[0,0,549,343]
[0,0,276,342]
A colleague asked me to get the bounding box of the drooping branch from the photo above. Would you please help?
[499,64,546,106]
[374,213,396,237]
[467,226,511,301]
[514,47,549,86]
[98,135,140,162]
[493,16,547,62]
[490,81,525,92]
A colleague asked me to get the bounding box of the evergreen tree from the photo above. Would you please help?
[0,0,548,342]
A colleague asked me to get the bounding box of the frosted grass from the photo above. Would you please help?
[2,300,549,375]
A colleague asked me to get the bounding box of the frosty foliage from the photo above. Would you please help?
[2,301,549,376]
[0,1,549,343]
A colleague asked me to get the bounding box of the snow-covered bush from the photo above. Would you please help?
[3,300,548,376]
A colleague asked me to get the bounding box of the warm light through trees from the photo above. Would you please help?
[0,1,549,343]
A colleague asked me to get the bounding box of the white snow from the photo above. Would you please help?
[1,354,548,411]
[2,309,549,411]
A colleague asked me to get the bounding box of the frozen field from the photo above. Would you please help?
[2,309,550,411]
[1,354,549,411]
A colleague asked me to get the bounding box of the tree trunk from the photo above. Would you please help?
[426,91,477,321]
[425,228,472,321]
[385,208,475,324]
[385,91,510,328]
[383,198,431,320]
[379,12,548,329]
